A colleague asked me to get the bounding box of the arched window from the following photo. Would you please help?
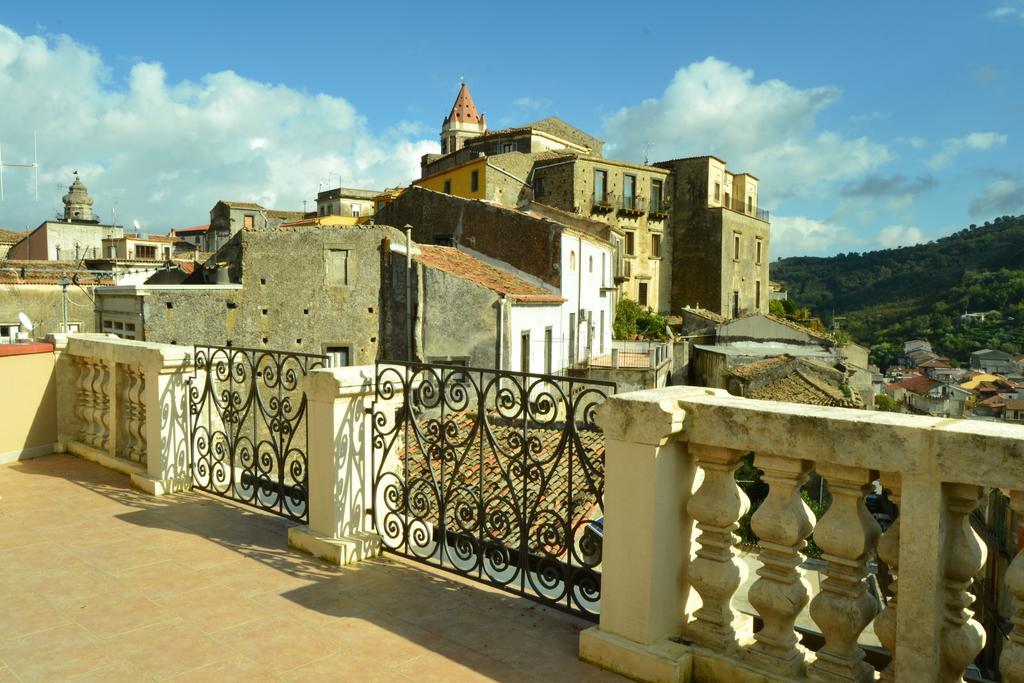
[569,250,576,270]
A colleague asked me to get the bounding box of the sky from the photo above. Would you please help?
[0,1,1021,259]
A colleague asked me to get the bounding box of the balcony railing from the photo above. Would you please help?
[592,192,616,214]
[724,197,770,222]
[618,196,646,215]
[580,385,1024,683]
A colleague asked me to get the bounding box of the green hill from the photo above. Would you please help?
[771,215,1024,368]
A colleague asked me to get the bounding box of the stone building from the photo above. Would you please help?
[7,173,124,261]
[411,84,772,319]
[439,82,487,155]
[95,219,404,362]
[203,200,305,254]
[375,186,617,366]
[0,262,105,338]
[655,156,770,317]
[315,187,381,219]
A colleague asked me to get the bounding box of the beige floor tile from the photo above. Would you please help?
[95,619,225,680]
[169,654,265,682]
[212,615,346,673]
[278,651,413,682]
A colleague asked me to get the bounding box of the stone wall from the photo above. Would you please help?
[376,187,564,288]
[0,283,98,336]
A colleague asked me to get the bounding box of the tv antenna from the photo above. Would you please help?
[0,131,39,202]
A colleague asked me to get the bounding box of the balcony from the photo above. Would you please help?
[649,200,670,220]
[3,334,1023,682]
[723,197,771,223]
[618,196,646,217]
[593,193,616,215]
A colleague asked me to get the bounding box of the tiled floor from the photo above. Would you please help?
[0,454,626,682]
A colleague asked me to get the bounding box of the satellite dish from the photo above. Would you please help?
[18,312,33,331]
[133,219,141,232]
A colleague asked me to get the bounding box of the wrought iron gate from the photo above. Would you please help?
[188,345,324,522]
[370,361,615,620]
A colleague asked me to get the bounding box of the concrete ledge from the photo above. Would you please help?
[66,441,145,477]
[579,627,693,683]
[130,472,192,496]
[0,442,59,466]
[287,526,382,566]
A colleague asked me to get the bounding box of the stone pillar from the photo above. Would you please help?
[1001,490,1024,683]
[808,463,880,683]
[579,387,708,683]
[287,365,387,565]
[746,453,815,677]
[939,483,987,682]
[130,344,194,495]
[684,443,752,652]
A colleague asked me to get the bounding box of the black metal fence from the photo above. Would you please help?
[370,361,615,620]
[188,345,325,522]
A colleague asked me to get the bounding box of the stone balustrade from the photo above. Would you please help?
[57,335,193,494]
[581,385,1024,683]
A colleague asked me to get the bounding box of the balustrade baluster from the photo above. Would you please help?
[809,463,880,683]
[1001,490,1024,683]
[75,356,94,445]
[940,483,987,682]
[874,475,900,682]
[94,360,111,451]
[684,444,752,650]
[747,454,815,676]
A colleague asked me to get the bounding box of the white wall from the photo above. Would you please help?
[560,233,615,367]
[508,303,563,374]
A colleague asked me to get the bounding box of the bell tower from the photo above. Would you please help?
[62,171,97,223]
[440,81,487,155]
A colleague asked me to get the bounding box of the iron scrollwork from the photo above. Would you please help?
[371,361,614,620]
[188,345,324,522]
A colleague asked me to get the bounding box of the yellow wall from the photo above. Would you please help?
[415,158,487,200]
[0,349,57,461]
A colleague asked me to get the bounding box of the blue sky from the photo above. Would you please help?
[0,1,1022,257]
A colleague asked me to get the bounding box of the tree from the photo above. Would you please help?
[612,299,669,341]
[874,393,898,412]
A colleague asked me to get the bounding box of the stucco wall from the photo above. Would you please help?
[0,347,57,461]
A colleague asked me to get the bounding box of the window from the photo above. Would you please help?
[625,231,635,256]
[243,214,255,229]
[714,182,721,202]
[755,281,762,311]
[443,179,452,194]
[599,310,605,353]
[733,290,740,318]
[1,323,18,340]
[638,282,649,307]
[544,327,553,374]
[623,174,636,209]
[594,169,608,203]
[350,203,361,218]
[502,142,514,153]
[569,250,576,271]
[534,176,544,198]
[470,170,479,192]
[651,233,662,258]
[756,239,763,265]
[747,196,753,213]
[569,312,576,365]
[521,331,531,373]
[588,255,593,273]
[651,180,663,212]
[136,245,157,260]
[733,233,741,261]
[163,247,170,260]
[327,249,350,285]
[325,346,351,368]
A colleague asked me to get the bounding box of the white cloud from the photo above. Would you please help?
[969,177,1024,217]
[0,25,437,232]
[513,96,552,111]
[876,225,924,249]
[770,215,860,258]
[602,58,891,202]
[927,131,1008,169]
[988,2,1024,21]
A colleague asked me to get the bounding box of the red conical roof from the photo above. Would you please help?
[445,83,483,125]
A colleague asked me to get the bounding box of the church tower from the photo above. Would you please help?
[440,82,487,155]
[62,172,97,223]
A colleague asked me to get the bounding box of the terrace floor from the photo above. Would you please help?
[0,454,625,682]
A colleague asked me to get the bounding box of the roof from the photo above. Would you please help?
[1005,399,1024,411]
[265,209,305,221]
[414,245,563,303]
[747,370,859,407]
[972,348,1013,359]
[0,228,26,245]
[729,354,793,380]
[960,373,1004,390]
[522,116,602,152]
[279,215,366,228]
[979,394,1008,408]
[444,83,484,125]
[721,312,830,342]
[681,306,727,323]
[219,201,264,210]
[0,261,114,285]
[316,187,383,201]
[171,224,210,236]
[894,375,943,396]
[917,358,952,369]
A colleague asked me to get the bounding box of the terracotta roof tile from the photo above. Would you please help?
[414,246,563,303]
[445,83,484,125]
[172,224,210,235]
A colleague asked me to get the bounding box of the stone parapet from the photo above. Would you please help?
[582,385,1024,683]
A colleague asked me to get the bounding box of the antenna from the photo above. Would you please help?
[0,131,40,202]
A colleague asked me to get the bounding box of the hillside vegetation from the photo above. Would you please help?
[771,215,1024,367]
